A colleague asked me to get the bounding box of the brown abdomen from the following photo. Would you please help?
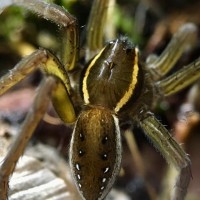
[69,108,121,200]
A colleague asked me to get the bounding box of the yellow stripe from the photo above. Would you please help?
[114,48,139,112]
[82,47,105,104]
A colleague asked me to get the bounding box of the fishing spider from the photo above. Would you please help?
[0,0,200,200]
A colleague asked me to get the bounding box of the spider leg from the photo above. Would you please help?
[86,0,115,59]
[0,76,56,200]
[0,0,79,71]
[156,57,200,96]
[138,112,191,200]
[146,23,198,81]
[0,49,78,198]
[0,49,76,123]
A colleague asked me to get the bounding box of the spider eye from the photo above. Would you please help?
[69,108,122,200]
[126,48,132,54]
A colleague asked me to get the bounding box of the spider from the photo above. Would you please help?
[0,0,200,200]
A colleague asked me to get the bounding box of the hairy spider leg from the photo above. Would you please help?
[0,77,55,199]
[152,37,200,199]
[0,50,78,199]
[156,57,200,96]
[0,0,79,71]
[139,113,191,200]
[146,23,198,80]
[0,49,76,123]
[137,23,200,200]
[86,0,115,59]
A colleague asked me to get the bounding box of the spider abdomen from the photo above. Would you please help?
[69,107,121,200]
[82,38,143,112]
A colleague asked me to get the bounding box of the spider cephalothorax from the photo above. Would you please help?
[0,1,200,200]
[83,39,142,109]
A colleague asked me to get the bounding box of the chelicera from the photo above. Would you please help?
[0,0,200,200]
